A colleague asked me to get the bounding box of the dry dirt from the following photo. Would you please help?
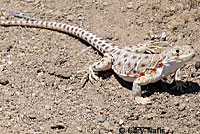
[0,0,200,134]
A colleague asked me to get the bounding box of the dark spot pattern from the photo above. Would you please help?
[132,56,137,59]
[102,44,106,47]
[105,46,109,50]
[116,52,121,55]
[134,63,137,67]
[110,49,114,52]
[124,54,128,58]
[98,41,102,44]
[127,62,131,67]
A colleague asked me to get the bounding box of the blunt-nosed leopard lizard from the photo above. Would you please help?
[0,20,195,104]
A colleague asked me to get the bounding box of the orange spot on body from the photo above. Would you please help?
[150,68,157,75]
[134,75,138,78]
[126,73,130,77]
[150,68,156,73]
[158,62,163,68]
[162,56,166,59]
[139,72,145,77]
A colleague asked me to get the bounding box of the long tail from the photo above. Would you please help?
[0,20,116,54]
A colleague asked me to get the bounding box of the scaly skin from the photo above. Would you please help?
[0,20,195,104]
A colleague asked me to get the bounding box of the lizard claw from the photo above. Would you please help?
[81,66,99,85]
[88,66,99,81]
[171,81,187,90]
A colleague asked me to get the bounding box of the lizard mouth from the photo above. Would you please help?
[178,52,195,60]
[173,52,195,62]
[168,52,195,63]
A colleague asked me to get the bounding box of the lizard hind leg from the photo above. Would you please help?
[125,41,163,54]
[81,53,113,84]
[132,75,155,104]
[133,83,151,104]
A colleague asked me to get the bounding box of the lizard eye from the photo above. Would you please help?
[173,49,183,55]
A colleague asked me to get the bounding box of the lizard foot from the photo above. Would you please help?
[81,66,99,84]
[135,96,151,104]
[171,81,187,90]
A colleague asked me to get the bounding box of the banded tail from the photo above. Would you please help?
[0,20,116,54]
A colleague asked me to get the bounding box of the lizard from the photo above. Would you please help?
[0,20,195,104]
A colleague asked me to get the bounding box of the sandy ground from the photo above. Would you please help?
[0,0,200,133]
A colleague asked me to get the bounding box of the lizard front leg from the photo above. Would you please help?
[81,53,113,83]
[171,68,186,90]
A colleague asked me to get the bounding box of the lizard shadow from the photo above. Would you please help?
[100,70,200,97]
[141,80,200,97]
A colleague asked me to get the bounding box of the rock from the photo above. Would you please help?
[103,2,108,6]
[103,121,112,130]
[178,104,186,111]
[67,15,74,21]
[119,119,124,125]
[127,2,134,9]
[96,116,105,123]
[195,61,200,70]
[77,126,82,132]
[0,78,9,85]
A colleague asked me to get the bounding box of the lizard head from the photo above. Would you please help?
[161,45,195,70]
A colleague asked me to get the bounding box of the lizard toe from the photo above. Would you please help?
[171,81,187,90]
[135,96,151,104]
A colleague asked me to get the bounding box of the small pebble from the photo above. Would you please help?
[174,101,179,106]
[119,119,123,125]
[127,2,134,9]
[45,105,51,110]
[103,2,108,6]
[178,104,186,111]
[195,61,200,70]
[103,121,112,130]
[7,60,13,65]
[67,15,74,21]
[96,116,105,123]
[0,65,3,71]
[0,78,9,85]
[77,126,82,132]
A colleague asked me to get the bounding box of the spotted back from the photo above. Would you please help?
[111,49,162,82]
